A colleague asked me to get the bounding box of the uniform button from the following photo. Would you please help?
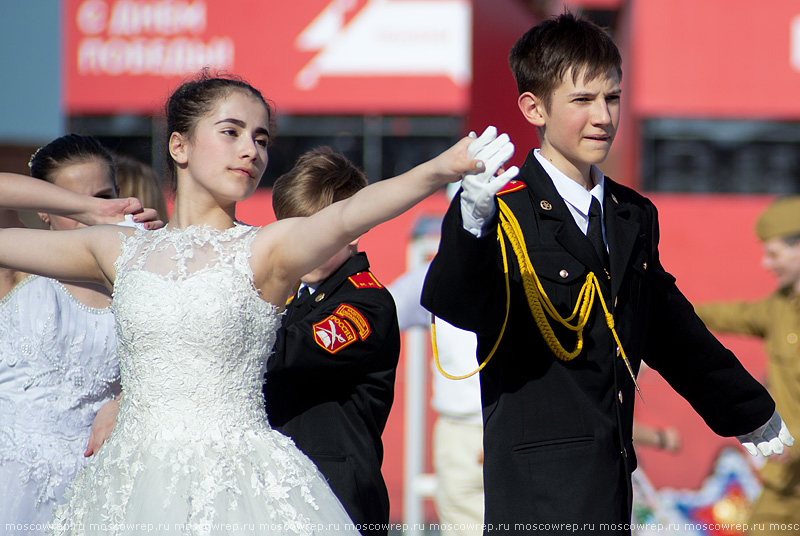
[315,293,326,302]
[618,391,623,403]
[616,346,621,357]
[788,333,798,344]
[642,262,647,270]
[559,269,569,278]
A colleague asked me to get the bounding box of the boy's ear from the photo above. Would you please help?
[169,132,189,165]
[518,92,546,128]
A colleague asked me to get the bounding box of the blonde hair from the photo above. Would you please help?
[272,147,367,220]
[113,153,169,220]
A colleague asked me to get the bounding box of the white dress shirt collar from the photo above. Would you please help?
[534,150,606,239]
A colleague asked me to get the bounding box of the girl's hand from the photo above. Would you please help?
[429,126,518,186]
[431,136,487,182]
[84,395,120,457]
[88,197,164,230]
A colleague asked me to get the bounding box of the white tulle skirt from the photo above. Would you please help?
[49,417,361,536]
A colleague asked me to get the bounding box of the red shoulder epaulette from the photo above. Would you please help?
[347,271,383,289]
[496,180,526,196]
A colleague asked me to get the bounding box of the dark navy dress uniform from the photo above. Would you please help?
[265,252,399,536]
[421,150,775,535]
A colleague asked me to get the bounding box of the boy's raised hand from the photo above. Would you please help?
[460,126,519,237]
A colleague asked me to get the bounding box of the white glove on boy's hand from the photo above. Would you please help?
[461,126,519,237]
[736,410,794,456]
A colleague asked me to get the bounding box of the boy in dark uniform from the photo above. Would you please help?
[421,12,792,535]
[265,147,399,536]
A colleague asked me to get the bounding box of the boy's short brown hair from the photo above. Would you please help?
[509,12,622,112]
[272,147,367,220]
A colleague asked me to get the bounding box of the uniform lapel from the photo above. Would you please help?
[604,182,639,301]
[521,155,608,281]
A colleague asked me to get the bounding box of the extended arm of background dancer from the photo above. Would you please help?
[633,422,681,453]
[0,172,163,283]
[0,172,162,229]
[455,134,793,458]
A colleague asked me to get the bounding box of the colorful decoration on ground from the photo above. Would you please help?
[632,448,763,535]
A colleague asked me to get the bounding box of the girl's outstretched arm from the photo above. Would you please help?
[0,225,123,289]
[0,173,153,288]
[254,128,516,304]
[0,172,159,226]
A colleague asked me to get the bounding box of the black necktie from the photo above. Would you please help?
[587,196,609,270]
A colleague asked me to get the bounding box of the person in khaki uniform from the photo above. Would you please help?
[696,195,800,535]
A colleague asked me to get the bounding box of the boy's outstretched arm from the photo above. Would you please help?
[420,130,520,335]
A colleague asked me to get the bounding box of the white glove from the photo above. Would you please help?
[460,126,519,237]
[736,410,794,456]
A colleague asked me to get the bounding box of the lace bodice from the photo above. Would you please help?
[0,276,119,507]
[112,224,281,437]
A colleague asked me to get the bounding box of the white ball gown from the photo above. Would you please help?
[50,224,361,536]
[0,276,119,535]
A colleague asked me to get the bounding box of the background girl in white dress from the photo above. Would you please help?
[0,73,515,535]
[0,135,161,535]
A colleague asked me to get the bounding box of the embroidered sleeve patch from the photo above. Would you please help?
[334,304,371,340]
[313,315,358,354]
[497,180,526,196]
[347,271,383,289]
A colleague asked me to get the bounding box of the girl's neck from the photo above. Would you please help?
[167,200,237,231]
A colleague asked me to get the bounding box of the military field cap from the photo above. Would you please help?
[755,195,800,241]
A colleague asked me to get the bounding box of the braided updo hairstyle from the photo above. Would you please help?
[163,72,275,193]
[29,134,115,186]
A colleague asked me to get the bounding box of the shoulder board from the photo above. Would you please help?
[496,180,526,196]
[347,271,383,289]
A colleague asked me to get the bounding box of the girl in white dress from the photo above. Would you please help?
[0,74,515,535]
[0,135,159,535]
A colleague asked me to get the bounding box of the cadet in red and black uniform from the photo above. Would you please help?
[265,147,399,536]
